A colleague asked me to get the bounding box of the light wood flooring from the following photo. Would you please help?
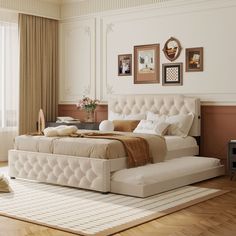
[0,162,236,236]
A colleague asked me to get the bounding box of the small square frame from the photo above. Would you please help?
[162,63,183,86]
[186,47,203,72]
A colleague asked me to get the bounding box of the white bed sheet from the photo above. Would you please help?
[165,135,197,151]
[164,135,198,159]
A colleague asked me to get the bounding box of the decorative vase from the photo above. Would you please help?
[85,109,94,122]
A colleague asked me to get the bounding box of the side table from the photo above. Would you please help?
[46,122,100,130]
[228,140,236,180]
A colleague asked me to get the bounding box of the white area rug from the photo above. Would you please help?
[0,179,226,236]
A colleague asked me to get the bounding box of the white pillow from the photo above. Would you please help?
[146,111,166,122]
[109,111,146,121]
[166,113,194,137]
[133,120,169,136]
[99,120,114,131]
[124,113,146,120]
[109,111,124,121]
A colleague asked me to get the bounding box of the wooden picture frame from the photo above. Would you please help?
[134,44,160,84]
[118,54,132,76]
[186,47,203,72]
[162,63,183,86]
[163,37,182,62]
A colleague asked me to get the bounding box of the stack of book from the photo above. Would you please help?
[0,175,10,193]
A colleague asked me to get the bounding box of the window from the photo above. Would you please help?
[0,21,19,128]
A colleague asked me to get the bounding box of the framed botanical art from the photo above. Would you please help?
[162,63,183,86]
[134,44,160,84]
[186,47,203,72]
[163,37,182,62]
[118,54,132,76]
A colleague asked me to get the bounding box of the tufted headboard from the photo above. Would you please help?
[108,94,201,136]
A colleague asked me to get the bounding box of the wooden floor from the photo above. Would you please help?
[1,162,236,236]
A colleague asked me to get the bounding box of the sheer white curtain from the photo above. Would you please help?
[0,20,19,161]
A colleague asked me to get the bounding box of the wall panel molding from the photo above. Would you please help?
[59,18,96,103]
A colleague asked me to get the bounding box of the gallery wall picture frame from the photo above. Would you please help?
[118,54,132,76]
[163,37,182,62]
[162,63,183,86]
[186,47,204,72]
[134,44,160,84]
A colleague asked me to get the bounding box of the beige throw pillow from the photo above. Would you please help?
[113,120,140,132]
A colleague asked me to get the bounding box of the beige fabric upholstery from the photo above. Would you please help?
[9,150,111,192]
[108,94,200,136]
[111,156,224,197]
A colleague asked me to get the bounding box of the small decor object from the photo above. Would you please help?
[0,174,11,193]
[38,109,45,134]
[99,120,114,131]
[186,47,203,72]
[76,96,99,122]
[162,63,183,86]
[163,37,182,61]
[134,44,160,84]
[118,54,132,76]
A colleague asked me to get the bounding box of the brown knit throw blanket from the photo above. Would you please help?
[77,132,152,168]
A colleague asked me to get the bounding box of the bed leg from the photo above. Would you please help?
[10,177,16,179]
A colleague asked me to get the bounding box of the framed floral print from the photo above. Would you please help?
[134,44,160,84]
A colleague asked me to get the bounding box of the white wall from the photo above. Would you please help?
[59,0,236,104]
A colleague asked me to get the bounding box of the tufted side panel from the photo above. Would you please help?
[108,94,200,136]
[8,150,111,192]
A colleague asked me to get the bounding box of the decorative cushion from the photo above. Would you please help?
[166,113,194,137]
[113,120,140,132]
[0,174,10,193]
[133,120,170,136]
[99,120,114,131]
[44,125,78,137]
[147,111,194,137]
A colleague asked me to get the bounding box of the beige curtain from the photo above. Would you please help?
[19,14,58,134]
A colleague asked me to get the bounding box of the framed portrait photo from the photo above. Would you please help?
[186,47,203,72]
[134,44,160,84]
[162,63,183,86]
[118,54,132,76]
[163,37,182,62]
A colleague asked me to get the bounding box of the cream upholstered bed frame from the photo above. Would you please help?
[108,94,201,136]
[9,94,208,197]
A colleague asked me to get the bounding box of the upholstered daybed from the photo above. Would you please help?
[8,94,224,197]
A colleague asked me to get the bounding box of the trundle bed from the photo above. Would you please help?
[8,94,225,197]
